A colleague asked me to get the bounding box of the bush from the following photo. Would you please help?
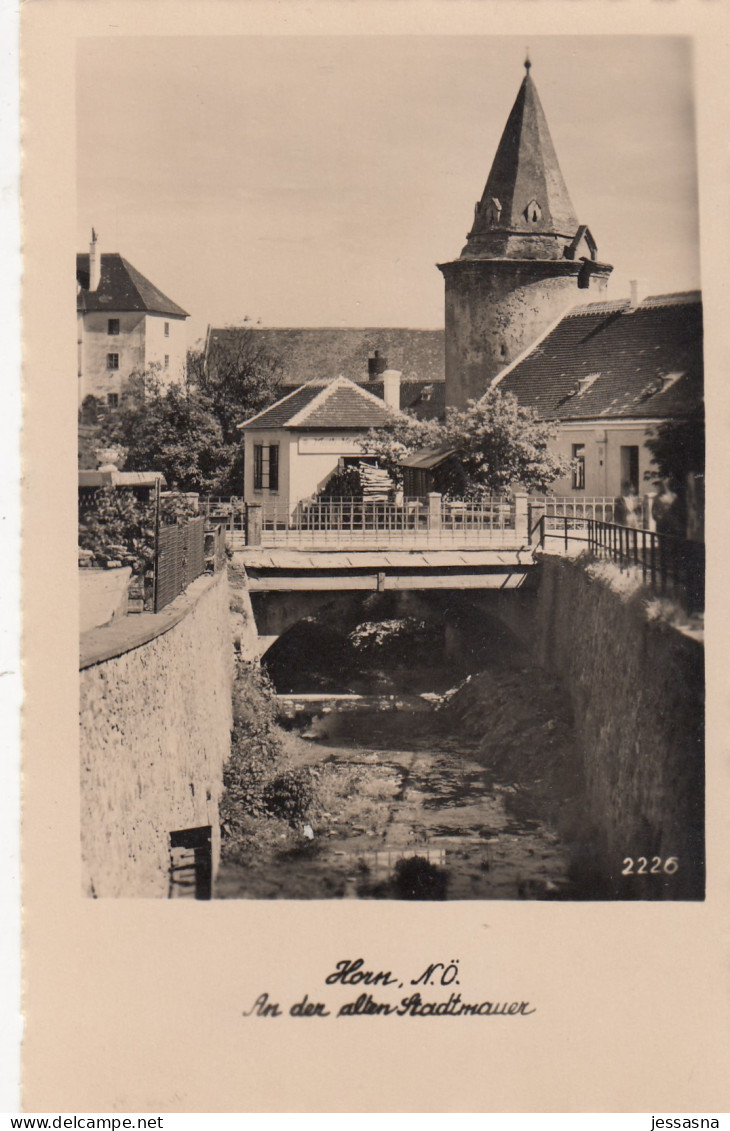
[78,487,200,574]
[262,769,315,823]
[393,855,448,900]
[78,487,154,573]
[220,663,288,821]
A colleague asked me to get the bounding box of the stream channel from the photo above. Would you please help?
[216,593,584,901]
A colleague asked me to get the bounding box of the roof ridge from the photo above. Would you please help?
[285,377,351,427]
[566,290,702,317]
[237,378,323,429]
[287,375,396,427]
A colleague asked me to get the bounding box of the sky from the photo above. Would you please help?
[77,35,700,348]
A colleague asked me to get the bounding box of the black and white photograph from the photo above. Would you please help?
[19,0,730,1115]
[75,34,704,903]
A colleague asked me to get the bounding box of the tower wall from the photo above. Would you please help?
[441,260,610,408]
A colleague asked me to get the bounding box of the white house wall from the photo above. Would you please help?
[243,429,371,514]
[78,311,187,405]
[288,433,367,510]
[144,313,187,387]
[548,421,662,497]
[242,428,291,509]
[78,310,146,405]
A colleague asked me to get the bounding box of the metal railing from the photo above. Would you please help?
[529,495,616,526]
[153,516,206,613]
[246,494,517,548]
[533,514,704,613]
[199,496,246,534]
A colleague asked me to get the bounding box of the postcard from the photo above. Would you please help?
[19,0,730,1114]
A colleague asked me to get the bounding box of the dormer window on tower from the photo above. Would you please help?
[525,199,542,223]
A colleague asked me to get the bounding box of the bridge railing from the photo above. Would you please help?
[198,496,246,535]
[245,494,519,548]
[532,514,704,613]
[529,496,616,527]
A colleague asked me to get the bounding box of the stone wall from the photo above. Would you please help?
[533,558,704,898]
[80,570,234,897]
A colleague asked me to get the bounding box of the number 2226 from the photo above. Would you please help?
[622,856,678,875]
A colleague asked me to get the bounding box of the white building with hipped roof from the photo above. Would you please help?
[238,375,402,516]
[77,229,189,408]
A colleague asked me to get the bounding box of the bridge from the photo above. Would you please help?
[224,494,606,656]
[231,493,543,593]
[215,492,701,655]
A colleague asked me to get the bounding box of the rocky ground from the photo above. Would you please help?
[216,688,576,901]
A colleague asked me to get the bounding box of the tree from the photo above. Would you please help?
[645,404,705,488]
[99,374,231,494]
[192,321,285,443]
[360,412,444,485]
[441,391,569,495]
[362,390,568,495]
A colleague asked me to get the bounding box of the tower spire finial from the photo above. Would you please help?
[524,49,531,73]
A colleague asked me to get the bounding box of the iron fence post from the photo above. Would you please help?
[153,475,161,613]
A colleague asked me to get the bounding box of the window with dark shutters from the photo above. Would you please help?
[269,445,279,492]
[253,444,264,490]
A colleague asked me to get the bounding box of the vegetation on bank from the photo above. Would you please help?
[219,663,318,863]
[78,486,197,573]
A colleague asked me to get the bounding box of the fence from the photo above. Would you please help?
[199,496,246,535]
[529,496,615,526]
[248,494,517,548]
[533,514,704,613]
[154,516,206,613]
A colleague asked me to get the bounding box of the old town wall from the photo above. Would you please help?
[80,570,234,897]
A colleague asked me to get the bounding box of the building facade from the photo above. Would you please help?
[240,375,400,516]
[492,291,703,499]
[77,231,189,407]
[438,60,613,409]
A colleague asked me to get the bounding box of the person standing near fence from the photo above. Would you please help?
[651,478,685,538]
[615,482,643,529]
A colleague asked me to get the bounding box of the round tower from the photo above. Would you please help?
[438,59,613,407]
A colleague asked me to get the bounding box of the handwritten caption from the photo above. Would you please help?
[242,958,536,1019]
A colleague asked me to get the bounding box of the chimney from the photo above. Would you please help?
[382,369,401,412]
[368,349,388,380]
[89,228,101,292]
[628,278,647,310]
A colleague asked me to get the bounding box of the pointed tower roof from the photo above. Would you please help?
[459,60,582,260]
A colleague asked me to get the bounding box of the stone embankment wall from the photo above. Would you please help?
[534,558,704,899]
[80,570,234,897]
[227,558,260,660]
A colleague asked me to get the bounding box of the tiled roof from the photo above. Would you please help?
[400,446,460,470]
[240,384,326,430]
[206,326,445,384]
[273,377,446,420]
[241,377,396,432]
[493,292,703,421]
[77,254,189,318]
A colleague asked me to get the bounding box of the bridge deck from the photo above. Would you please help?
[235,547,538,591]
